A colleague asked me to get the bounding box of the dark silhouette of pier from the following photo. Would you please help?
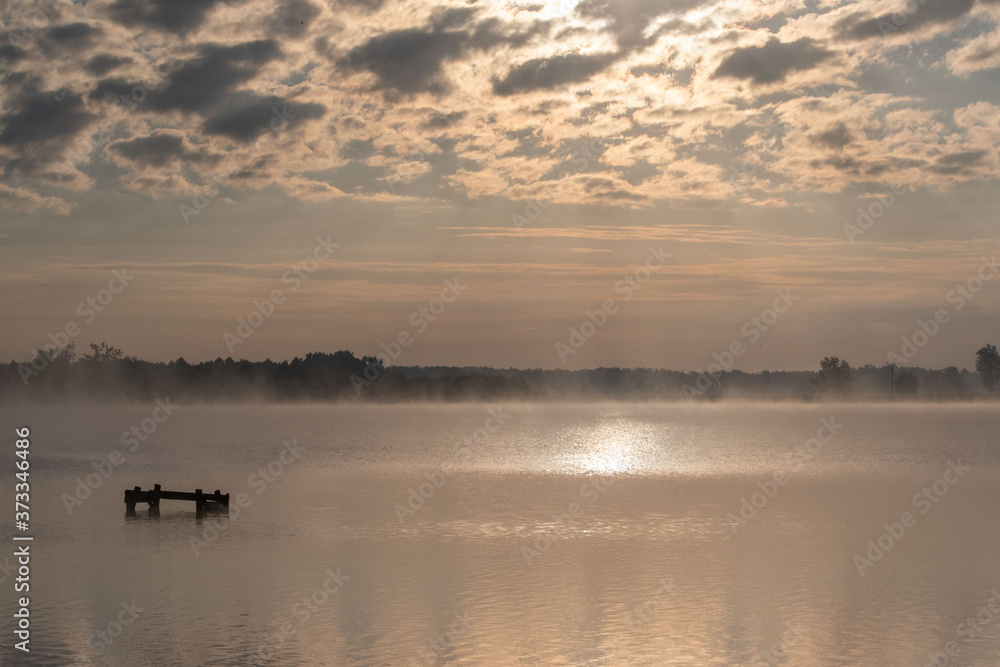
[124,484,229,517]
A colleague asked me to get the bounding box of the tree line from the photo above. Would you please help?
[1,342,997,403]
[809,345,999,397]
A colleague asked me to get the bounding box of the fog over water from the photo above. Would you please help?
[4,402,999,666]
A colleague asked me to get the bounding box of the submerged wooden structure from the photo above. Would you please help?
[124,484,229,516]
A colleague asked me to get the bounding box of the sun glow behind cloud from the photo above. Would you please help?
[536,0,582,19]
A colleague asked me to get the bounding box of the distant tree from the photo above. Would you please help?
[943,367,964,395]
[928,366,964,398]
[976,344,1000,394]
[50,342,76,363]
[84,342,123,362]
[361,355,385,371]
[895,371,919,396]
[812,357,853,395]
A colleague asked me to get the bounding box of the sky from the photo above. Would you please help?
[1,0,999,371]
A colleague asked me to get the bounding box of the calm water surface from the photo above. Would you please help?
[3,402,1000,666]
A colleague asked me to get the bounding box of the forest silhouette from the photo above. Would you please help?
[3,342,997,403]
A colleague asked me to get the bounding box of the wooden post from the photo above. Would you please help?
[125,485,140,517]
[214,489,230,513]
[148,483,161,517]
[195,488,204,514]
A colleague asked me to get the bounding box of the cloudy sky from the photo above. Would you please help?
[1,0,999,371]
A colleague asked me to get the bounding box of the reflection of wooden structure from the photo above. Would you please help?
[124,484,229,517]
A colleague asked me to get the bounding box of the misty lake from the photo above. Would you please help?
[5,402,1000,666]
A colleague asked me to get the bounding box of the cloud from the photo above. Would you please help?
[835,0,977,41]
[42,22,103,52]
[88,77,140,103]
[930,149,988,174]
[108,133,214,167]
[0,183,72,214]
[331,0,384,10]
[339,138,375,160]
[342,8,547,95]
[813,122,853,150]
[144,40,281,113]
[712,37,834,85]
[0,87,94,148]
[2,0,1000,214]
[85,53,133,76]
[0,43,22,63]
[946,26,1000,74]
[344,27,469,95]
[267,0,321,38]
[493,52,617,95]
[575,0,710,51]
[107,0,227,35]
[200,92,325,140]
[422,110,467,129]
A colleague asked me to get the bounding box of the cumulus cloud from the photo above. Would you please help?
[0,87,93,148]
[341,7,548,95]
[107,0,228,34]
[493,52,618,95]
[144,40,282,114]
[0,0,998,214]
[813,122,854,150]
[266,0,321,38]
[200,92,325,141]
[712,37,834,85]
[575,0,710,51]
[835,0,978,41]
[85,53,133,76]
[0,183,72,214]
[946,25,1000,74]
[41,22,103,53]
[108,132,214,167]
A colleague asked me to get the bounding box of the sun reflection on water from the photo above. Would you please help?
[562,418,666,475]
